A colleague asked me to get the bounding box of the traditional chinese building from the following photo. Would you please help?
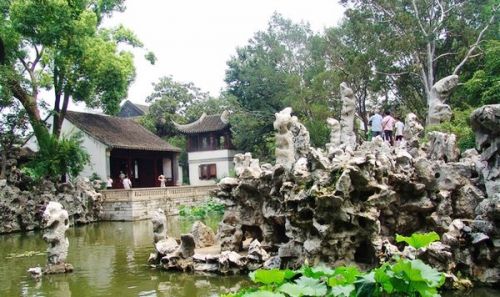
[117,100,149,118]
[26,111,181,188]
[174,111,239,185]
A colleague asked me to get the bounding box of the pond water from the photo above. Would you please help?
[0,217,249,297]
[0,218,497,297]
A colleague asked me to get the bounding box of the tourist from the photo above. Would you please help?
[395,117,405,146]
[368,110,383,138]
[381,110,396,146]
[158,174,166,188]
[106,176,113,189]
[122,175,132,190]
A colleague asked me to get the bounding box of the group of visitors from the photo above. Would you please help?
[105,172,167,189]
[368,110,404,146]
[106,171,132,189]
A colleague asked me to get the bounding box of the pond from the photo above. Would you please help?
[0,218,497,297]
[0,217,249,297]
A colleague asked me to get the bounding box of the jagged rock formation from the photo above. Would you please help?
[273,107,311,170]
[214,104,499,285]
[191,221,216,248]
[0,149,103,234]
[427,75,458,126]
[470,104,499,199]
[339,82,356,150]
[326,118,341,156]
[148,209,178,264]
[234,153,262,179]
[41,201,73,274]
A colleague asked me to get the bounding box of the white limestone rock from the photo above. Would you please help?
[151,209,167,243]
[42,202,70,265]
[428,75,458,125]
[427,131,460,162]
[339,82,357,150]
[191,221,216,248]
[234,153,262,179]
[274,108,296,170]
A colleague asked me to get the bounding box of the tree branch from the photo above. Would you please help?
[412,0,428,37]
[453,5,498,75]
[31,45,44,72]
[433,52,456,62]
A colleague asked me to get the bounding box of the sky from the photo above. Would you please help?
[81,0,345,109]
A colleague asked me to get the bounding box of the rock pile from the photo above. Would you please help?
[0,148,103,234]
[214,103,499,285]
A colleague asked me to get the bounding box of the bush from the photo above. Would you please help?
[22,132,90,182]
[425,108,475,152]
[178,198,225,219]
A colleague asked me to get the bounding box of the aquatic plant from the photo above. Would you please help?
[221,233,446,297]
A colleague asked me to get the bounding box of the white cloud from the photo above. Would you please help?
[91,0,345,108]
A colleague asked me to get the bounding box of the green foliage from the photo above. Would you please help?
[1,0,145,145]
[396,232,440,249]
[225,13,335,160]
[178,198,225,219]
[223,233,446,297]
[141,75,211,137]
[89,172,106,189]
[0,100,29,177]
[22,132,90,182]
[425,108,476,151]
[462,40,500,106]
[224,259,445,297]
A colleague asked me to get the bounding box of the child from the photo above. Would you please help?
[395,117,405,146]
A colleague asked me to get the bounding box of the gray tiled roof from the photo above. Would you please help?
[174,112,230,134]
[65,111,181,152]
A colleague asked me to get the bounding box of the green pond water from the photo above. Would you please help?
[0,217,498,297]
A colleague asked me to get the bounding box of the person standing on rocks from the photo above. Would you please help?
[381,110,396,146]
[122,175,132,190]
[394,117,405,146]
[369,110,383,139]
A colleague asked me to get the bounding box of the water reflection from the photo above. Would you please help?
[0,216,250,297]
[0,217,497,297]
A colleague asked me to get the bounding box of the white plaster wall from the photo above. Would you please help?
[187,149,239,186]
[24,117,109,181]
[60,120,109,180]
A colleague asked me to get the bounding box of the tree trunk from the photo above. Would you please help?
[8,76,50,150]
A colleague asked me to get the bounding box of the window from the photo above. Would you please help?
[199,164,217,180]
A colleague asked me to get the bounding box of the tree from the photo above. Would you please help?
[140,76,211,137]
[225,13,335,158]
[0,0,146,149]
[462,40,500,106]
[0,100,29,178]
[342,0,498,124]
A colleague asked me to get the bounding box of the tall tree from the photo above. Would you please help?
[141,76,211,137]
[0,0,147,149]
[342,0,498,124]
[225,13,335,158]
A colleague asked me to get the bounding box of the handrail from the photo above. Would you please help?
[100,185,218,202]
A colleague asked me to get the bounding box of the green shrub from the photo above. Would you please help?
[178,198,225,219]
[22,132,90,182]
[425,108,475,152]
